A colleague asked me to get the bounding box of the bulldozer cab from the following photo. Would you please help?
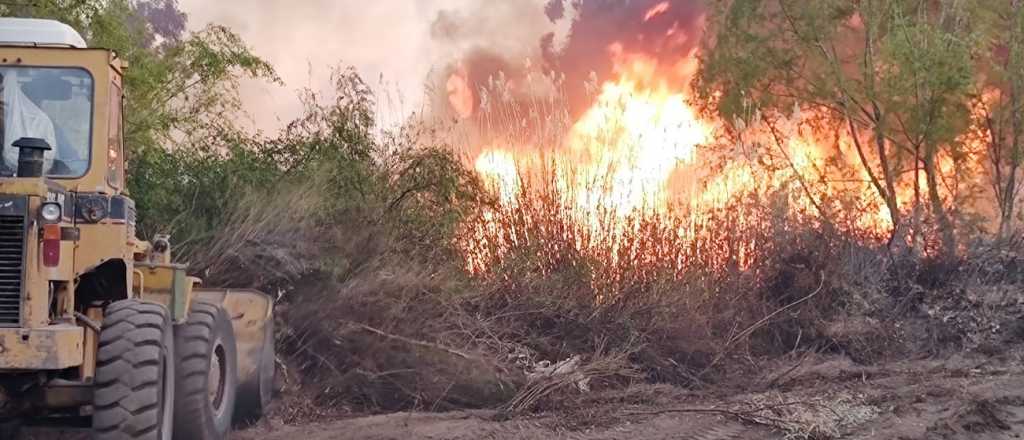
[0,18,274,439]
[0,17,133,364]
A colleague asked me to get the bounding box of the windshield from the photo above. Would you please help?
[0,67,93,178]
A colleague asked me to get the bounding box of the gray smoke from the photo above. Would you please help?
[545,0,706,115]
[179,1,705,132]
[179,0,557,132]
[428,0,707,120]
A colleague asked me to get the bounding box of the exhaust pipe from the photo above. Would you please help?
[11,137,51,178]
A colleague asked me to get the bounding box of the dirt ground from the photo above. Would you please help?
[233,349,1024,440]
[19,349,1024,440]
[228,354,1019,440]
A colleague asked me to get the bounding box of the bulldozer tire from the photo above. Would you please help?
[234,317,274,424]
[172,302,238,440]
[0,420,21,439]
[93,300,175,440]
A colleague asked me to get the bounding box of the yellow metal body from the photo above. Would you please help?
[0,46,126,372]
[0,41,273,410]
[133,262,199,321]
[0,48,123,195]
[0,325,83,370]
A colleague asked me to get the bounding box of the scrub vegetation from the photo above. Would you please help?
[10,2,1024,438]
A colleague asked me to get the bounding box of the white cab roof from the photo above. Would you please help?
[0,18,86,48]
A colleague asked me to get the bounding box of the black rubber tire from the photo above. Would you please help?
[233,317,274,425]
[93,300,175,440]
[0,420,21,439]
[172,302,238,440]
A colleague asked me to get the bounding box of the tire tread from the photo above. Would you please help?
[93,299,172,440]
[172,301,238,440]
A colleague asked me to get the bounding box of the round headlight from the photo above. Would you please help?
[40,202,62,222]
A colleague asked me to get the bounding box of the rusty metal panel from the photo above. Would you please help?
[30,379,93,409]
[0,180,49,198]
[79,306,101,380]
[0,325,84,370]
[135,262,193,322]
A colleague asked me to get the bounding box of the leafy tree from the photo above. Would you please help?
[257,68,485,254]
[973,1,1024,240]
[696,0,988,256]
[1,0,279,234]
[1,1,483,267]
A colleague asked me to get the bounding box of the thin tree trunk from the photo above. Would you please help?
[762,114,833,229]
[998,0,1023,240]
[1003,112,1020,239]
[860,8,905,250]
[923,150,956,256]
[912,146,922,253]
[846,113,901,246]
[873,111,904,250]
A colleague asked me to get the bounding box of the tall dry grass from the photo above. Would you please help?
[173,67,1024,421]
[259,71,901,415]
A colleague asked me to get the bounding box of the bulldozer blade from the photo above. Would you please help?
[193,288,274,418]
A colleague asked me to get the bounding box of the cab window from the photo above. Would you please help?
[0,67,93,177]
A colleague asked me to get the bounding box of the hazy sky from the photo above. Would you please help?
[179,0,558,133]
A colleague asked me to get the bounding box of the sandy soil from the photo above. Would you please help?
[19,351,1024,440]
[232,411,770,440]
[230,351,1024,440]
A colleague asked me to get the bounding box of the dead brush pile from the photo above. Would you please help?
[154,70,1024,424]
[174,162,938,421]
[248,174,921,419]
[173,163,1024,432]
[167,140,1014,426]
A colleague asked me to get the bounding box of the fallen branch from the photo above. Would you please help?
[764,350,814,389]
[623,400,830,428]
[699,272,826,379]
[624,406,755,417]
[503,352,641,414]
[345,320,476,360]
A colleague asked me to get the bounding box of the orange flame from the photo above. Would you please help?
[475,150,520,205]
[459,8,990,277]
[644,1,671,22]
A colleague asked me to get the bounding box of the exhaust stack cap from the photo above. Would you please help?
[12,137,51,178]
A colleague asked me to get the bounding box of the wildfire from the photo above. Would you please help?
[564,51,709,218]
[457,3,971,277]
[461,35,909,273]
[474,150,520,205]
[470,48,712,214]
[459,38,767,270]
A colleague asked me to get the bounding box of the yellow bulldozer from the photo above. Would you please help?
[0,18,275,440]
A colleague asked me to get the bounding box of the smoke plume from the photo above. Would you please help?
[546,0,705,114]
[442,0,707,119]
[180,0,556,130]
[179,1,705,129]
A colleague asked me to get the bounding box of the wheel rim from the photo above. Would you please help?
[208,343,227,416]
